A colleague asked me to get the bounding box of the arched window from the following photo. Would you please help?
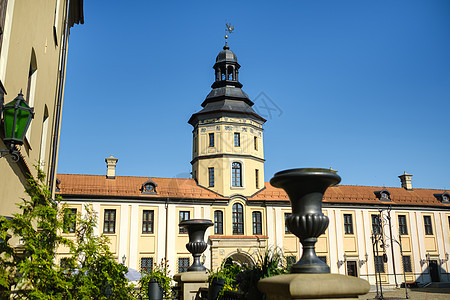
[232,162,242,187]
[232,203,244,235]
[252,211,262,235]
[214,210,223,234]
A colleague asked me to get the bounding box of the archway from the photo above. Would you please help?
[226,251,255,268]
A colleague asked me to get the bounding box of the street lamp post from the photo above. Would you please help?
[0,91,34,162]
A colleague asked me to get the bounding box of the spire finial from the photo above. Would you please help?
[224,22,234,50]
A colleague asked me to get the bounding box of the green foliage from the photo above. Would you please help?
[139,258,172,299]
[0,168,72,299]
[209,248,290,300]
[0,168,136,299]
[65,205,136,299]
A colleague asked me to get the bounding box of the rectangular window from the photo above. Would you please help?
[214,210,223,234]
[178,258,190,273]
[234,132,240,147]
[254,136,258,150]
[255,169,259,189]
[179,211,190,234]
[374,256,385,273]
[141,257,153,274]
[318,256,328,265]
[402,255,412,273]
[208,167,214,187]
[142,210,154,234]
[371,214,381,235]
[103,209,116,233]
[209,133,214,147]
[344,214,353,234]
[252,211,262,235]
[284,213,291,234]
[63,208,77,233]
[398,215,408,235]
[60,257,70,268]
[423,216,433,235]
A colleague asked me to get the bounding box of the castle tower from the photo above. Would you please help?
[188,44,266,197]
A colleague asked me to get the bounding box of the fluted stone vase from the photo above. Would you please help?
[179,219,213,272]
[270,168,341,274]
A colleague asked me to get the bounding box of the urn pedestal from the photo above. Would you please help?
[258,168,369,299]
[179,219,213,272]
[270,168,340,274]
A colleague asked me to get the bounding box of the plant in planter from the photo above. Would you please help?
[236,247,289,300]
[140,258,172,300]
[207,265,227,300]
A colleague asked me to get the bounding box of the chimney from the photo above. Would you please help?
[105,155,118,179]
[398,172,413,190]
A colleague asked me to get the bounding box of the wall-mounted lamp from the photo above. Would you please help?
[122,254,126,265]
[337,253,347,268]
[359,253,369,268]
[439,252,449,265]
[0,92,34,162]
[420,254,430,267]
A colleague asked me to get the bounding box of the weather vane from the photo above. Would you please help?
[225,22,234,47]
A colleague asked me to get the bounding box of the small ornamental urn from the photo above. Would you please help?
[270,168,341,274]
[179,219,213,272]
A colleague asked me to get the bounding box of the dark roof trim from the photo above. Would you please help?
[191,154,265,165]
[68,0,84,28]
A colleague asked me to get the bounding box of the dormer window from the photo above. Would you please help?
[434,192,450,203]
[141,179,157,195]
[374,189,391,201]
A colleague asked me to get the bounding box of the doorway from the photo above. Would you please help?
[346,261,358,277]
[429,260,440,282]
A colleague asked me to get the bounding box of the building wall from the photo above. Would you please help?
[192,115,265,197]
[0,0,78,217]
[60,199,450,285]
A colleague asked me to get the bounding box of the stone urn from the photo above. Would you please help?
[179,219,213,271]
[270,168,341,274]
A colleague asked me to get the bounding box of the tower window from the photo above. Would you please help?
[232,162,242,187]
[179,211,190,234]
[234,133,240,147]
[344,214,353,234]
[209,133,214,147]
[208,167,214,187]
[254,136,258,151]
[255,169,259,189]
[252,211,262,235]
[232,203,244,235]
[214,210,223,234]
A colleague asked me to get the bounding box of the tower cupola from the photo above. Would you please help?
[212,45,242,89]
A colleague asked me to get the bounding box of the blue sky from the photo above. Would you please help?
[58,0,450,189]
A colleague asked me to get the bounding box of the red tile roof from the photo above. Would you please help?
[57,174,449,207]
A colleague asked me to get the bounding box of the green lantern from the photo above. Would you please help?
[2,92,34,146]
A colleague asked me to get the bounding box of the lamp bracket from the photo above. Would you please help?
[0,145,20,162]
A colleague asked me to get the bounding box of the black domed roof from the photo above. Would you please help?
[215,45,237,64]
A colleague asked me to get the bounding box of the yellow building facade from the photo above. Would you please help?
[0,0,83,218]
[57,45,450,287]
